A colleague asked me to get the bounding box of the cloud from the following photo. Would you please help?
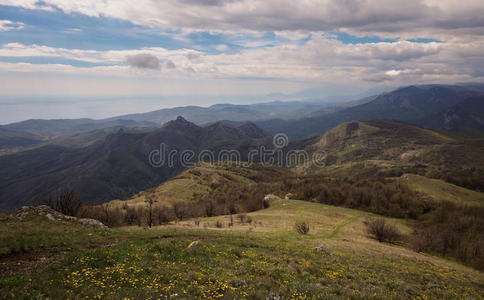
[1,34,484,87]
[2,0,484,38]
[63,28,82,34]
[215,44,229,51]
[0,0,54,11]
[126,53,161,69]
[165,60,176,69]
[0,20,25,32]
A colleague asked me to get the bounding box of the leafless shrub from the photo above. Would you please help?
[294,221,310,235]
[204,201,215,217]
[40,189,82,217]
[365,218,401,243]
[173,201,188,220]
[124,206,138,225]
[215,220,224,228]
[237,214,247,223]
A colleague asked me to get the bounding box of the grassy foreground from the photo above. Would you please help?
[1,200,483,299]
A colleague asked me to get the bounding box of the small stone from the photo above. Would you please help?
[314,244,331,255]
[186,241,199,249]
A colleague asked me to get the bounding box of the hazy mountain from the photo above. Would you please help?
[0,128,45,150]
[256,84,484,140]
[1,118,158,138]
[0,117,271,212]
[417,95,484,137]
[106,101,326,125]
[0,100,325,152]
[0,118,159,153]
[4,84,481,150]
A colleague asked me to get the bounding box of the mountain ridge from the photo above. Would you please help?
[0,117,272,212]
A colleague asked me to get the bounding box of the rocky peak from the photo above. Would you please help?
[161,116,200,131]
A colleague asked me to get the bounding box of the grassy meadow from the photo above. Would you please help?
[1,198,483,299]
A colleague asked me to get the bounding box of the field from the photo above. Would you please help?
[1,198,483,299]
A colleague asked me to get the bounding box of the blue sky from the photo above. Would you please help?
[0,0,483,123]
[0,4,308,55]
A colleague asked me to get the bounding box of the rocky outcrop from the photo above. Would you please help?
[314,244,331,255]
[15,205,107,228]
[264,194,279,201]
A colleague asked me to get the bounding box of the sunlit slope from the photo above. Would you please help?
[108,162,287,208]
[301,120,484,181]
[401,173,484,204]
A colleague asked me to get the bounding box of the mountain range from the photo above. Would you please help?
[0,83,484,212]
[0,118,270,212]
[256,84,484,139]
[2,84,483,153]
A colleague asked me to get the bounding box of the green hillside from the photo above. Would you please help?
[108,162,288,209]
[401,174,484,204]
[302,120,484,181]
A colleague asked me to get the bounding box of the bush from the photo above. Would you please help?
[215,220,223,228]
[411,202,484,270]
[294,221,310,235]
[124,206,139,225]
[237,214,247,223]
[365,218,401,243]
[262,197,271,208]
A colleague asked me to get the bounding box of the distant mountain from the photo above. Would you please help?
[0,128,44,150]
[4,84,481,149]
[0,118,159,153]
[417,96,484,137]
[0,101,326,152]
[105,101,326,125]
[1,118,158,138]
[256,84,484,140]
[0,117,271,212]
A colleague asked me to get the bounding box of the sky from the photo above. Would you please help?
[0,0,484,123]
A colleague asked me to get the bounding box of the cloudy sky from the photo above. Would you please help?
[1,0,484,123]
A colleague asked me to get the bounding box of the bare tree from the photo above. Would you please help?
[40,189,82,217]
[145,196,157,228]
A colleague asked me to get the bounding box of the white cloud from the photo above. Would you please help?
[1,1,484,100]
[0,20,25,32]
[215,44,229,51]
[1,33,483,88]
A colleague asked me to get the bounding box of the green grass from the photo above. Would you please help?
[0,214,113,258]
[402,174,484,204]
[1,199,483,299]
